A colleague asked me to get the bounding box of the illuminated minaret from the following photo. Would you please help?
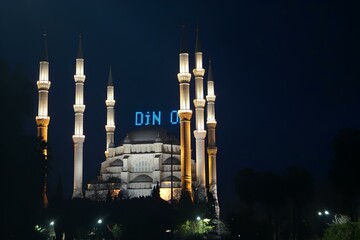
[36,33,51,208]
[192,29,207,200]
[105,66,115,157]
[177,26,193,197]
[206,60,219,217]
[72,35,86,198]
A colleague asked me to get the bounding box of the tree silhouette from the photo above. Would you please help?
[234,167,314,240]
[0,60,46,238]
[330,128,360,221]
[284,166,314,240]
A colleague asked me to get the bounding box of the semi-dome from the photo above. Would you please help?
[110,159,123,166]
[121,126,179,144]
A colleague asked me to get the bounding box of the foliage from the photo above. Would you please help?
[175,218,214,239]
[110,224,123,240]
[322,222,360,240]
[332,214,350,224]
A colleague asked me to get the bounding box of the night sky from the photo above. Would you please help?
[2,0,360,217]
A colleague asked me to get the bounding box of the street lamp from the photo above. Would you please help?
[317,209,332,236]
[49,220,55,240]
[318,210,330,216]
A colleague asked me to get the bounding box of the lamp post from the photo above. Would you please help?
[97,218,103,240]
[317,209,332,237]
[49,220,55,240]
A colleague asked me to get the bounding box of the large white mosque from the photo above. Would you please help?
[35,29,219,216]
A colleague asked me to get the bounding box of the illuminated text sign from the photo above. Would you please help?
[135,110,179,126]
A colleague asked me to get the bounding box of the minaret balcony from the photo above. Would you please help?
[36,116,50,127]
[106,100,115,106]
[194,130,207,139]
[206,121,217,128]
[73,104,85,112]
[178,110,192,121]
[74,75,86,82]
[193,68,205,77]
[193,99,206,108]
[177,73,191,83]
[37,81,51,90]
[206,95,216,102]
[72,135,85,143]
[105,125,115,132]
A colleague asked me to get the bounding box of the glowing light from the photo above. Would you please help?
[325,210,329,215]
[196,216,201,221]
[50,221,54,226]
[97,219,102,224]
[318,212,322,216]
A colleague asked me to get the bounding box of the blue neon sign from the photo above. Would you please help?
[135,110,179,126]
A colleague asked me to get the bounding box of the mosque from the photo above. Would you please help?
[35,29,219,216]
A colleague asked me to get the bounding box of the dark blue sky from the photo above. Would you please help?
[1,0,360,215]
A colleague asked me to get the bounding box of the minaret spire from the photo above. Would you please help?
[41,32,48,61]
[192,28,207,201]
[206,59,220,218]
[108,65,113,86]
[177,25,193,198]
[72,34,86,198]
[77,33,83,59]
[105,66,116,157]
[36,32,51,208]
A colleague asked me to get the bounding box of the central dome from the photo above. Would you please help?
[122,126,179,144]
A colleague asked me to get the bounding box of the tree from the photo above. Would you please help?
[151,181,161,199]
[329,128,360,221]
[235,168,261,212]
[235,167,314,240]
[284,166,314,240]
[323,222,360,240]
[0,60,45,239]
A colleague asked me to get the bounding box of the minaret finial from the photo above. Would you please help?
[207,58,213,81]
[195,27,201,53]
[42,32,48,61]
[180,24,187,53]
[77,33,83,59]
[108,65,113,86]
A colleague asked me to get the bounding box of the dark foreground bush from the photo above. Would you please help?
[323,222,360,240]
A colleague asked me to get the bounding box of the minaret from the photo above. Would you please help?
[177,26,193,197]
[192,29,207,200]
[72,34,86,198]
[105,66,115,157]
[206,60,219,217]
[36,33,51,208]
